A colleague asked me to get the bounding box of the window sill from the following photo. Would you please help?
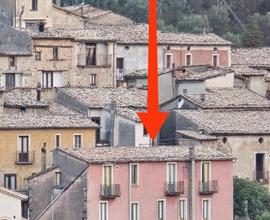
[77,64,111,68]
[15,161,34,165]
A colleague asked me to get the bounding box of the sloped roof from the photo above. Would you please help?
[177,130,218,141]
[61,145,233,163]
[231,66,269,77]
[0,186,28,200]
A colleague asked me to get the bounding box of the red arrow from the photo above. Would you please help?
[137,0,169,140]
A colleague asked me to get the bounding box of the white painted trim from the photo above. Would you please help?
[73,133,83,148]
[130,163,139,186]
[167,162,177,182]
[157,199,166,220]
[17,134,31,151]
[212,54,219,67]
[185,53,192,66]
[202,198,211,220]
[55,134,61,148]
[99,201,109,220]
[130,202,140,220]
[179,198,188,220]
[165,52,173,69]
[102,164,114,185]
[200,161,211,182]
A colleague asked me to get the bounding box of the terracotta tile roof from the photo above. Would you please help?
[181,88,270,109]
[175,109,270,135]
[0,186,28,200]
[61,145,233,163]
[85,23,232,45]
[177,130,218,141]
[58,87,147,109]
[175,66,233,81]
[124,68,170,79]
[232,48,270,67]
[231,66,269,77]
[115,107,141,122]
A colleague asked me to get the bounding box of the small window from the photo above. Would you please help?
[131,202,139,220]
[99,201,108,220]
[4,174,16,190]
[259,137,264,144]
[158,200,165,220]
[86,43,96,65]
[202,199,210,220]
[130,164,139,186]
[103,165,112,186]
[42,71,54,88]
[165,54,172,69]
[9,56,15,67]
[55,134,61,148]
[117,58,124,69]
[55,172,62,186]
[53,47,59,60]
[167,163,176,183]
[90,74,97,86]
[32,0,38,10]
[222,137,227,144]
[74,134,82,148]
[183,89,187,94]
[143,126,148,136]
[213,54,219,67]
[35,52,41,60]
[201,162,210,184]
[185,54,192,66]
[179,199,187,220]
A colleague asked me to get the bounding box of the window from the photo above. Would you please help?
[5,73,16,89]
[9,56,15,67]
[91,117,101,144]
[103,165,112,186]
[212,54,219,67]
[167,163,176,183]
[202,162,210,184]
[53,47,59,60]
[99,201,108,220]
[116,58,124,69]
[42,71,53,88]
[185,54,192,66]
[179,199,187,220]
[131,202,139,220]
[130,164,139,186]
[4,174,16,190]
[255,153,265,182]
[35,52,41,60]
[143,126,148,136]
[74,134,82,148]
[202,199,210,220]
[158,200,165,220]
[165,54,172,69]
[32,0,38,10]
[18,136,29,162]
[86,43,96,65]
[55,172,62,186]
[55,134,61,148]
[90,74,97,86]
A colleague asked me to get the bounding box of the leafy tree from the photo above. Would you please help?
[223,32,242,47]
[241,18,264,47]
[259,212,270,220]
[177,14,209,34]
[234,177,270,220]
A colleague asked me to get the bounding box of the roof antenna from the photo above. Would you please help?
[81,0,85,16]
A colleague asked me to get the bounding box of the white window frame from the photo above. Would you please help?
[165,53,173,69]
[130,163,139,186]
[102,164,113,185]
[99,201,108,220]
[202,198,211,220]
[201,161,211,182]
[167,162,177,183]
[185,53,192,66]
[73,134,83,148]
[55,134,61,148]
[17,134,31,152]
[212,54,219,67]
[90,74,97,86]
[157,199,166,220]
[130,202,140,220]
[179,198,187,220]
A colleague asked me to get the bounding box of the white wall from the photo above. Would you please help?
[0,193,22,220]
[135,123,151,147]
[248,76,267,97]
[205,72,234,88]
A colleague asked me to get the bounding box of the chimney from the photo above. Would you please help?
[36,82,41,101]
[41,143,46,172]
[189,146,196,220]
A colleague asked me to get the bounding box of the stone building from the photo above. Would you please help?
[28,145,233,220]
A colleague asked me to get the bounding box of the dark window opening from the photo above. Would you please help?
[186,54,191,66]
[90,74,97,86]
[4,174,16,190]
[42,71,54,88]
[166,54,172,69]
[53,47,59,60]
[143,126,148,136]
[74,135,82,148]
[32,0,38,10]
[35,52,41,60]
[256,153,265,181]
[213,55,218,67]
[5,73,15,89]
[91,117,101,144]
[116,58,124,69]
[9,56,15,67]
[86,44,96,65]
[19,136,29,162]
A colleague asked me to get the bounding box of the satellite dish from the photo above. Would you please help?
[178,98,184,109]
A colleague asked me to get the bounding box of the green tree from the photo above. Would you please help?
[241,18,264,47]
[234,177,270,220]
[259,212,270,220]
[177,14,209,34]
[223,32,242,47]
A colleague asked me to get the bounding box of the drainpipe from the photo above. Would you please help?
[110,102,116,146]
[19,6,24,28]
[128,163,131,220]
[41,143,46,172]
[189,146,195,220]
[112,43,116,88]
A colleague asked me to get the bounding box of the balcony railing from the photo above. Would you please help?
[199,180,218,195]
[15,151,34,165]
[253,171,269,185]
[100,184,121,199]
[165,181,184,196]
[77,54,112,67]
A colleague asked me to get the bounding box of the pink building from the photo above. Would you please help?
[29,145,233,220]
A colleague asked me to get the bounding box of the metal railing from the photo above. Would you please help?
[199,180,218,195]
[100,184,121,199]
[253,171,269,185]
[15,151,34,164]
[165,181,184,196]
[77,54,112,67]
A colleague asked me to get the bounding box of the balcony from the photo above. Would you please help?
[15,151,34,165]
[253,171,269,185]
[165,181,184,196]
[199,180,218,195]
[77,54,112,67]
[100,184,121,199]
